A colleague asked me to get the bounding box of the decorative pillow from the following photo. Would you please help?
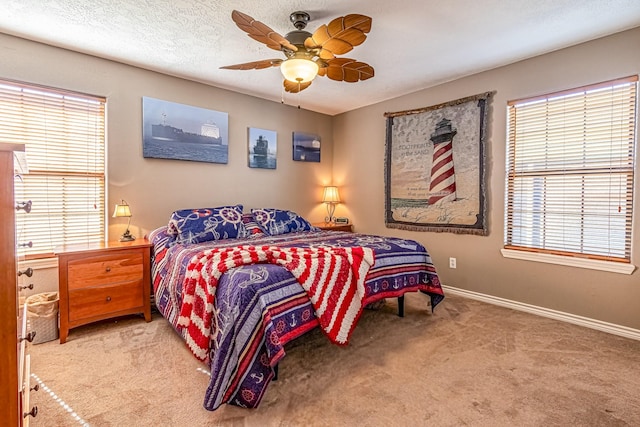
[251,208,315,236]
[167,205,245,244]
[241,213,265,238]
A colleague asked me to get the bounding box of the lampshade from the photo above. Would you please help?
[280,58,319,83]
[322,186,341,204]
[112,200,132,218]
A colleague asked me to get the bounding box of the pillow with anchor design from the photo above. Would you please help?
[251,208,317,236]
[167,205,246,245]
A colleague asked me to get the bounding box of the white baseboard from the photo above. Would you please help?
[442,285,640,341]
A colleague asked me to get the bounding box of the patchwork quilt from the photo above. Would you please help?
[150,227,444,410]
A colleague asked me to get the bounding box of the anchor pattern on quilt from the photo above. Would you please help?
[177,244,374,363]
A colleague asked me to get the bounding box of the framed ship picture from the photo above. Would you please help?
[292,131,321,162]
[142,97,229,164]
[248,127,277,169]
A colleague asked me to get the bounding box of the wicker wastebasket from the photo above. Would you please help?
[25,292,59,344]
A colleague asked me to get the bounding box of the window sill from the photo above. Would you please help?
[501,249,636,275]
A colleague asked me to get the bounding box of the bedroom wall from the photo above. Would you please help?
[0,33,333,240]
[0,33,332,295]
[332,27,640,330]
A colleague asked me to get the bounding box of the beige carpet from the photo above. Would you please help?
[29,293,640,426]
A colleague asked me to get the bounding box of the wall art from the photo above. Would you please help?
[248,127,277,169]
[384,92,494,235]
[142,96,229,164]
[292,131,321,162]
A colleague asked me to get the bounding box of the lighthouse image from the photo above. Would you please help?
[428,118,457,205]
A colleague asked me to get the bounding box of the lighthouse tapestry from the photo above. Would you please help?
[384,92,494,235]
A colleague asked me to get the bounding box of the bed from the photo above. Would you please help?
[149,206,444,411]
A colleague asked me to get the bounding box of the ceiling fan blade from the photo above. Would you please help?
[304,14,372,60]
[220,59,283,70]
[321,58,374,83]
[231,10,298,52]
[283,79,312,93]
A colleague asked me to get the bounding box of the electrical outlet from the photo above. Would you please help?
[449,257,457,269]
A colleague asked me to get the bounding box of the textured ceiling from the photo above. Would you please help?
[1,0,640,115]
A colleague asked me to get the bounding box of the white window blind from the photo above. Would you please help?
[0,79,106,258]
[505,76,637,262]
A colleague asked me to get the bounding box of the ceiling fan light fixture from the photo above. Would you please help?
[223,10,374,93]
[280,58,319,83]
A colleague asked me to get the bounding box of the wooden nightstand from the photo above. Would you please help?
[55,239,152,343]
[313,222,354,232]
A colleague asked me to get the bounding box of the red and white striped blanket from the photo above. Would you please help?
[177,245,375,362]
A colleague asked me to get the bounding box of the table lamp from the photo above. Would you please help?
[322,186,341,223]
[112,199,135,242]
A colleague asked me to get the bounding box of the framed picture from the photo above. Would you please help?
[142,96,229,164]
[384,91,494,235]
[292,132,321,162]
[248,127,277,169]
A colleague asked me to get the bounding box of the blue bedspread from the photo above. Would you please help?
[150,227,444,410]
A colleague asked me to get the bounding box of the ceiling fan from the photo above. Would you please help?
[220,10,374,93]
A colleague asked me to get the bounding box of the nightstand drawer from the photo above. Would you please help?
[68,280,143,322]
[67,251,143,290]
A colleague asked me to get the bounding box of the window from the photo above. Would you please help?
[0,79,106,258]
[505,76,637,267]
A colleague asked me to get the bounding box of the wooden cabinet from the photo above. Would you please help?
[313,222,354,232]
[55,240,152,343]
[1,143,37,426]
